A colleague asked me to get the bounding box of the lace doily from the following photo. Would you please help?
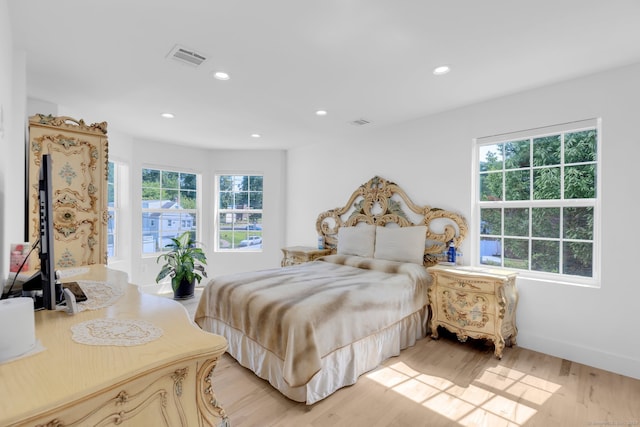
[70,318,163,346]
[75,280,124,312]
[57,267,90,279]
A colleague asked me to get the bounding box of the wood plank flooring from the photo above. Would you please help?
[175,291,640,427]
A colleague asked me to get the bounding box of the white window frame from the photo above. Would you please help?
[215,173,264,252]
[107,160,118,260]
[141,166,200,256]
[471,118,601,287]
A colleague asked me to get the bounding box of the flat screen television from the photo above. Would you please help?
[22,154,60,310]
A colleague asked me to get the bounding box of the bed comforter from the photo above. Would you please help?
[194,254,431,389]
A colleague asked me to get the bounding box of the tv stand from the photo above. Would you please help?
[0,266,229,426]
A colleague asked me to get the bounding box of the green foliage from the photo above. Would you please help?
[532,240,559,273]
[480,172,502,201]
[180,190,197,209]
[533,135,561,166]
[532,208,560,238]
[505,170,530,200]
[504,140,530,169]
[142,168,160,187]
[565,165,596,199]
[504,238,529,269]
[219,175,263,210]
[218,230,262,248]
[565,130,597,163]
[480,208,501,235]
[143,168,197,208]
[155,231,208,292]
[504,208,529,236]
[564,242,593,276]
[563,207,593,240]
[533,167,561,199]
[478,128,597,277]
[142,187,161,201]
[480,144,503,172]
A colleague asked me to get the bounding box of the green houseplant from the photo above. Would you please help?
[155,231,208,299]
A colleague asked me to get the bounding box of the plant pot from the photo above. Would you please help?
[173,278,196,300]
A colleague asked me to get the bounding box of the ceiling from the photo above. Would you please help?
[8,1,640,150]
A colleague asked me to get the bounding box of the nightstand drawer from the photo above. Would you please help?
[437,272,496,293]
[435,288,495,334]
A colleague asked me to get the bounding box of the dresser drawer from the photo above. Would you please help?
[437,272,497,293]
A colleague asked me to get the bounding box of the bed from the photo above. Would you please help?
[195,176,467,404]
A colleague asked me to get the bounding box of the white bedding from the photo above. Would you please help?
[194,255,431,404]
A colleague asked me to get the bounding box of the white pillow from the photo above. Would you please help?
[374,225,427,265]
[337,224,376,258]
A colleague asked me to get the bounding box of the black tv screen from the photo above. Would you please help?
[38,154,58,309]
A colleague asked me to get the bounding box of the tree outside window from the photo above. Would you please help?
[477,122,598,281]
[142,168,199,254]
[217,175,263,251]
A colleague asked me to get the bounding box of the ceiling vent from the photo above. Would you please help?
[167,45,207,67]
[350,118,371,126]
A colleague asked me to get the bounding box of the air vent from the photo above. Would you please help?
[167,45,207,67]
[350,118,371,126]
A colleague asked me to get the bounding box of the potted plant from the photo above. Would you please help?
[155,231,208,300]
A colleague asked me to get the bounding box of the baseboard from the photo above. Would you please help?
[519,334,640,380]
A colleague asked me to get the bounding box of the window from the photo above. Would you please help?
[216,174,263,251]
[475,119,599,284]
[107,161,117,258]
[142,167,198,254]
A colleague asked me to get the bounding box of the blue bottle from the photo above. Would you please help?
[447,241,456,264]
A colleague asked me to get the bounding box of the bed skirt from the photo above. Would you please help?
[198,305,429,404]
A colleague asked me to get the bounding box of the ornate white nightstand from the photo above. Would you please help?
[281,246,332,267]
[427,264,518,359]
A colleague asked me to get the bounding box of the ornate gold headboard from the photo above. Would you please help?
[315,176,467,266]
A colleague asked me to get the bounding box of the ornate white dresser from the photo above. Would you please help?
[280,246,332,266]
[0,266,229,427]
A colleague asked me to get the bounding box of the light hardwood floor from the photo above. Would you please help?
[175,292,640,427]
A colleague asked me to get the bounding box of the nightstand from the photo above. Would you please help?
[281,246,332,267]
[427,265,518,359]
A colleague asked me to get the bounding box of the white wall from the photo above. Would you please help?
[0,0,27,284]
[287,63,640,380]
[0,0,10,283]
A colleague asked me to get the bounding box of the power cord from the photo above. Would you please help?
[1,239,40,300]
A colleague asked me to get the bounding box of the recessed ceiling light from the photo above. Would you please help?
[315,110,328,116]
[213,71,230,81]
[433,65,451,75]
[161,112,175,119]
[251,133,261,138]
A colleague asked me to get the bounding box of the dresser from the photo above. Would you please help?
[427,265,518,359]
[0,266,229,427]
[281,246,332,266]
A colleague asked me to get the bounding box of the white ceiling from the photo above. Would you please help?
[9,1,640,150]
